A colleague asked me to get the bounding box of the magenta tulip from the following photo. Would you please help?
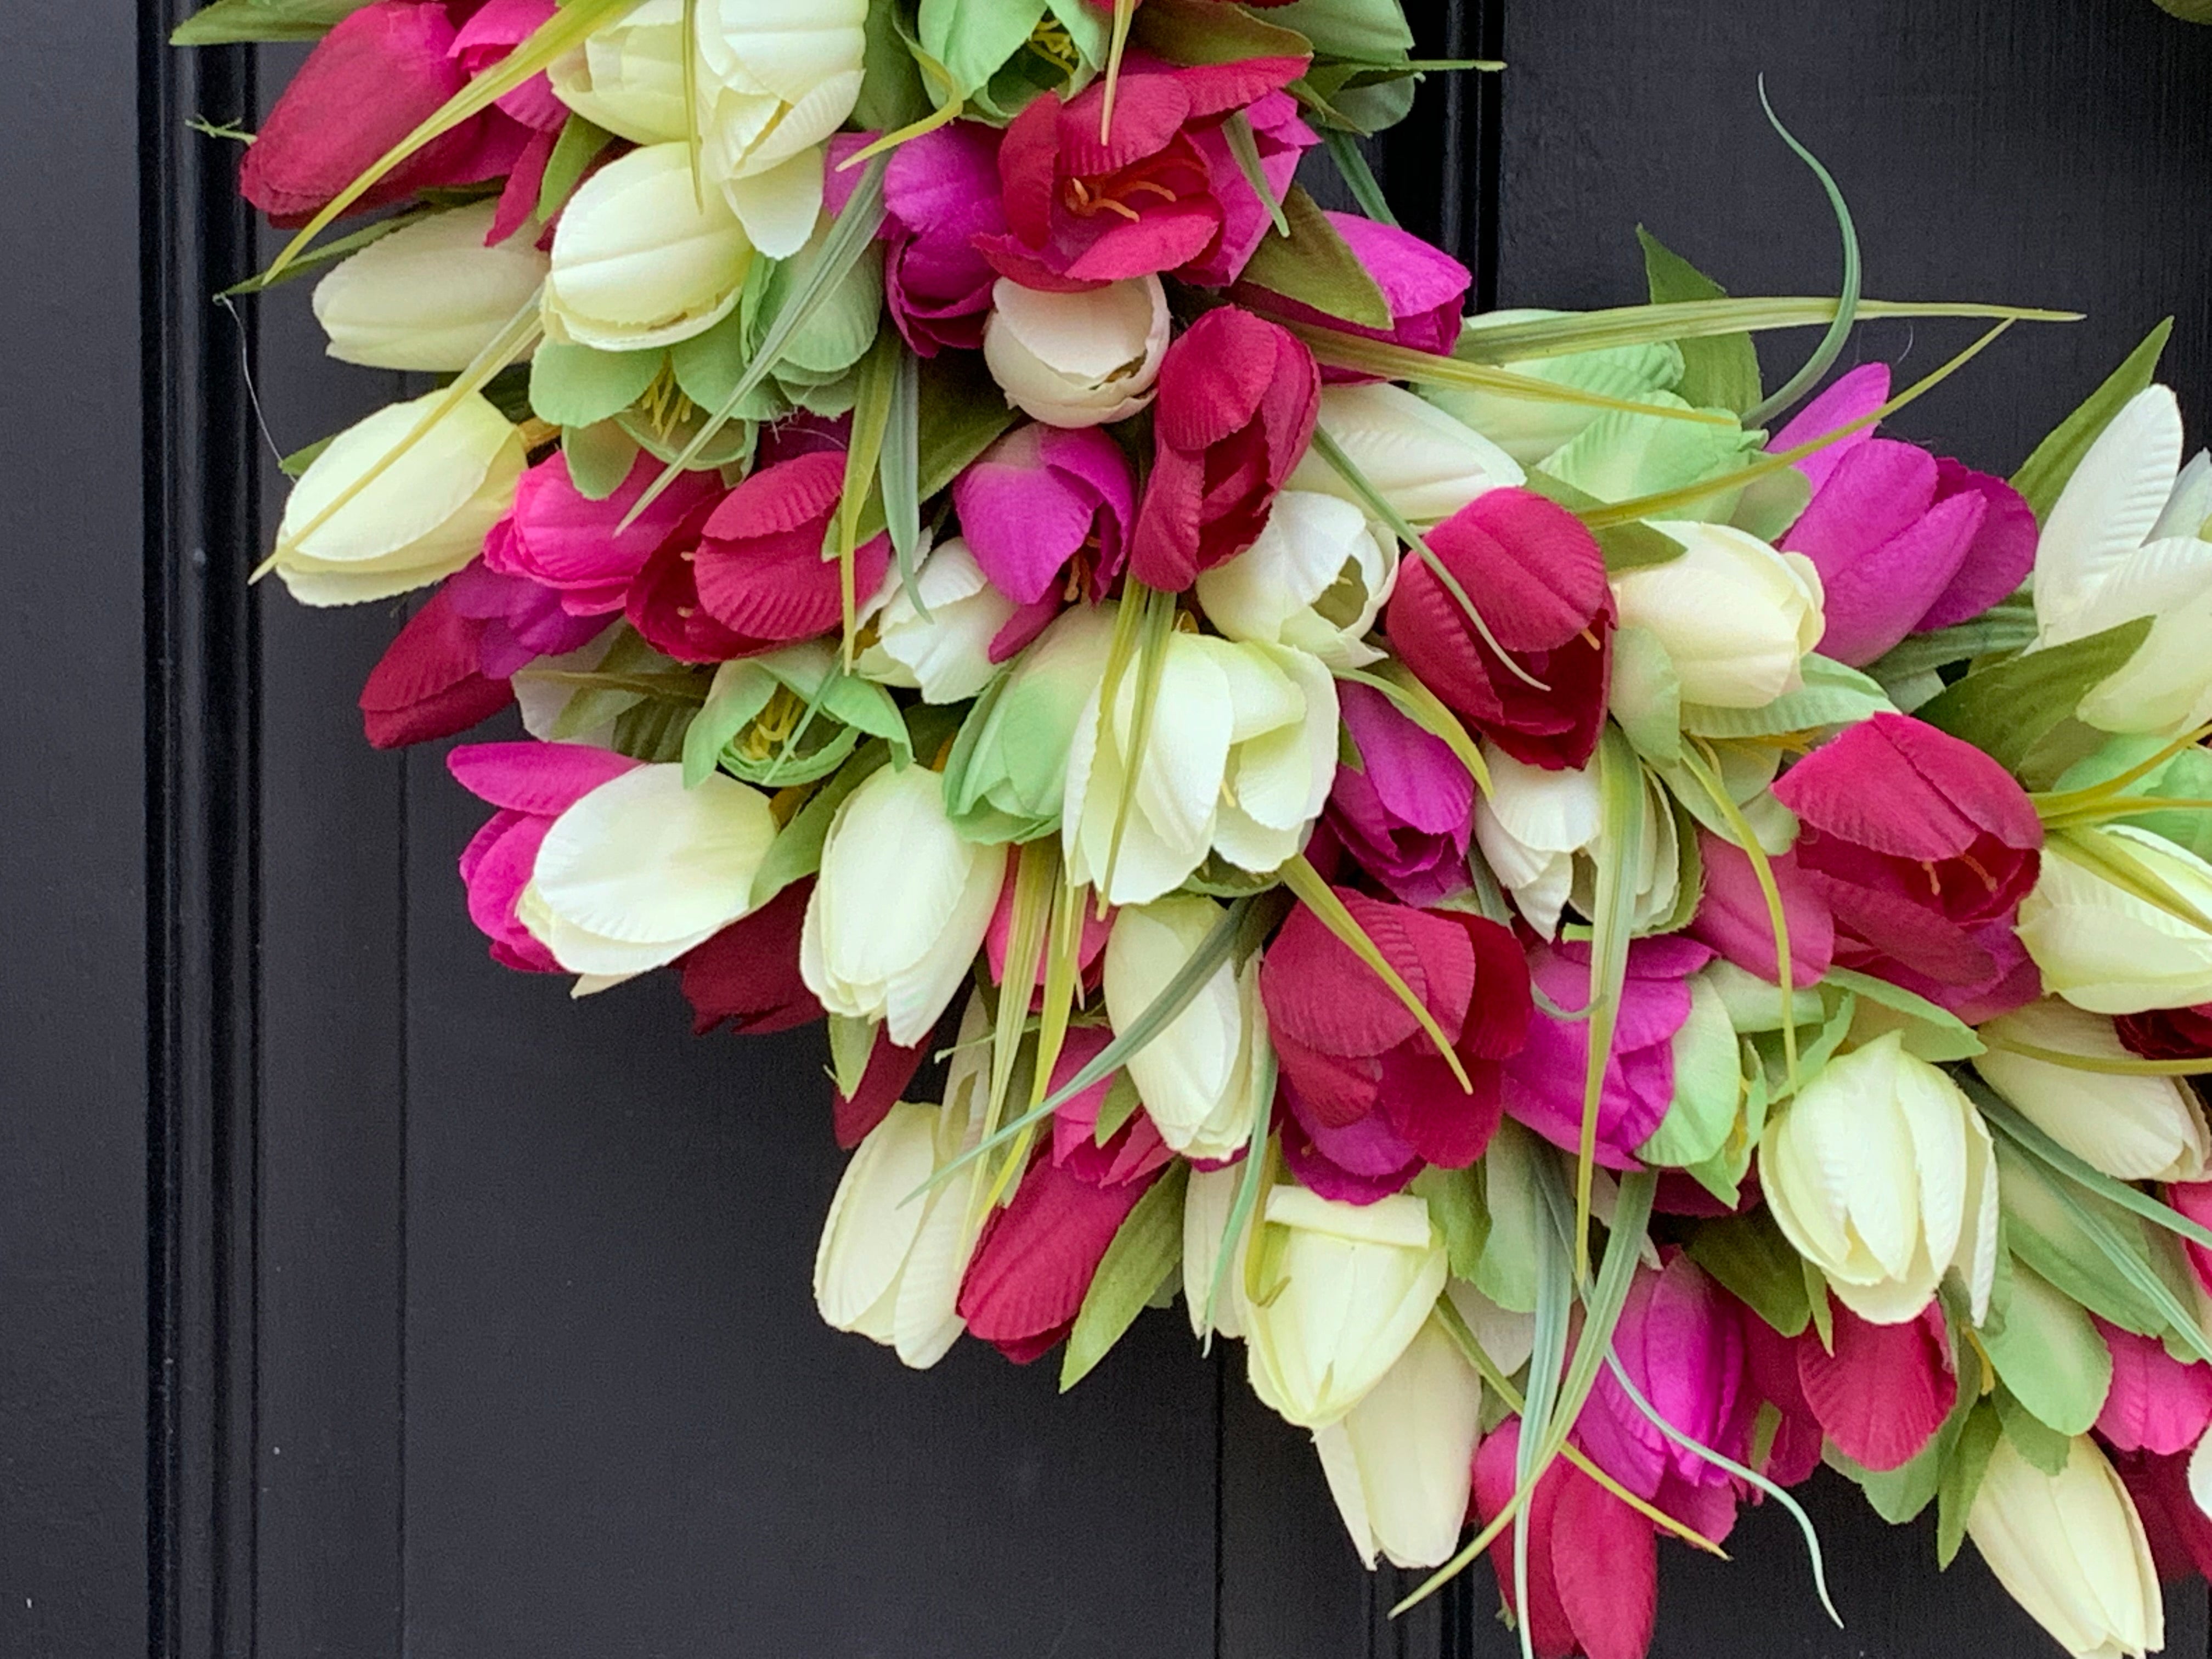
[1178,89,1318,287]
[1240,209,1470,363]
[1577,1254,1749,1502]
[1794,1299,1956,1472]
[1687,830,1835,989]
[443,557,608,676]
[484,448,721,616]
[447,741,641,972]
[2096,1318,2212,1455]
[1476,1416,1660,1659]
[877,122,1008,356]
[1325,681,1477,907]
[358,582,516,749]
[951,422,1132,655]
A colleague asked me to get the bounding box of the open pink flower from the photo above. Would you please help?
[1325,681,1476,906]
[484,449,721,616]
[1177,90,1317,287]
[1773,366,2037,665]
[677,881,821,1037]
[447,740,640,972]
[443,558,608,675]
[1577,1255,1749,1504]
[1793,1298,1956,1472]
[974,55,1311,292]
[2096,1318,2212,1454]
[1128,307,1319,591]
[1771,712,2043,1020]
[241,1,531,225]
[1502,937,1714,1167]
[952,423,1132,656]
[1687,830,1835,989]
[358,582,517,749]
[1386,488,1614,770]
[1261,887,1529,1193]
[1475,1416,1660,1659]
[878,122,1008,355]
[1239,210,1470,363]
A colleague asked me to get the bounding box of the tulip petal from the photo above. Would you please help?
[1797,1300,1955,1471]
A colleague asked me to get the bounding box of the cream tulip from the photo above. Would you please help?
[520,764,777,975]
[1244,1185,1448,1429]
[1473,746,1599,938]
[1976,1000,2210,1181]
[1968,1434,2163,1659]
[1760,1032,1998,1324]
[1193,489,1398,669]
[802,763,1008,1046]
[1063,636,1337,906]
[311,202,548,371]
[855,537,1018,704]
[544,143,755,352]
[2018,827,2212,1015]
[1183,1162,1252,1340]
[1285,381,1525,523]
[983,276,1170,429]
[1313,1316,1482,1569]
[1610,521,1825,708]
[1103,896,1272,1163]
[272,389,525,606]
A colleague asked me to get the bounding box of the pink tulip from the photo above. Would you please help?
[1047,1028,1175,1189]
[984,875,1114,989]
[1577,1254,1749,1502]
[1502,937,1714,1167]
[443,557,608,675]
[1793,1298,1956,1472]
[358,582,516,749]
[2169,1182,2212,1297]
[2115,1447,2212,1583]
[2096,1318,2212,1454]
[878,122,1008,356]
[1773,366,2036,665]
[447,740,640,972]
[676,881,821,1037]
[1687,830,1835,990]
[1325,681,1476,907]
[1386,488,1615,771]
[1475,1417,1660,1659]
[951,423,1133,656]
[1240,210,1471,363]
[1178,90,1318,288]
[484,449,721,616]
[1771,712,2044,1022]
[1128,307,1319,591]
[957,1150,1160,1363]
[449,0,565,132]
[241,2,531,225]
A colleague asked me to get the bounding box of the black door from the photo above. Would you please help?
[9,3,2212,1656]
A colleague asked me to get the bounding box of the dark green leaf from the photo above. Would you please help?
[1411,1165,1489,1280]
[172,0,365,44]
[1237,185,1395,331]
[1638,227,1761,416]
[1062,1163,1189,1390]
[1936,1402,2001,1568]
[2012,319,2174,521]
[1131,0,1314,67]
[1916,619,2153,774]
[1994,1385,2073,1476]
[1686,1206,1813,1338]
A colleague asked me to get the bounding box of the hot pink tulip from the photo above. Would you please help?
[1047,1028,1175,1189]
[447,740,640,972]
[676,881,821,1037]
[358,582,516,749]
[1577,1254,1749,1503]
[1325,681,1477,907]
[951,423,1133,656]
[443,557,608,675]
[1177,90,1318,287]
[484,449,721,616]
[2170,1182,2212,1297]
[2096,1318,2212,1454]
[1240,210,1471,363]
[1794,1298,1956,1472]
[957,1150,1159,1363]
[1687,830,1835,990]
[1475,1416,1660,1659]
[877,122,1008,356]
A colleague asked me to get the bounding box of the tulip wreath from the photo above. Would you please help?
[179,0,2212,1653]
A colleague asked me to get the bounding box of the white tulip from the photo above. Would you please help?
[1285,381,1524,523]
[1611,521,1825,708]
[548,0,692,143]
[1183,1162,1252,1341]
[1063,635,1336,906]
[544,144,756,352]
[1474,746,1600,938]
[1968,1434,2164,1659]
[272,390,525,606]
[1760,1032,1998,1324]
[1314,1316,1482,1570]
[1193,490,1398,669]
[2032,385,2212,736]
[2018,826,2212,1015]
[311,202,548,372]
[1976,1000,2210,1181]
[856,537,1017,704]
[520,764,777,975]
[813,997,991,1368]
[1244,1185,1448,1429]
[983,276,1170,429]
[1103,896,1272,1163]
[802,764,1008,1046]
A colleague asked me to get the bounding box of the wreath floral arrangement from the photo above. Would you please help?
[177,1,2212,1654]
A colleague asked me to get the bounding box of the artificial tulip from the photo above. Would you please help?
[855,538,1019,704]
[1324,682,1476,907]
[482,447,720,616]
[544,143,757,352]
[1795,1300,1957,1472]
[449,740,641,972]
[951,423,1132,654]
[1968,1435,2164,1659]
[1610,521,1825,709]
[1193,489,1397,668]
[957,1143,1160,1363]
[1313,1317,1482,1569]
[685,450,890,659]
[1686,831,1835,990]
[1241,210,1471,361]
[802,764,1008,1046]
[2097,1318,2212,1456]
[273,390,526,606]
[1976,1000,2211,1181]
[676,881,821,1036]
[943,603,1117,843]
[877,122,1008,356]
[312,201,549,372]
[1183,1163,1251,1341]
[1576,1255,1749,1505]
[982,275,1171,429]
[2018,827,2212,1015]
[1473,747,1601,938]
[1286,381,1523,524]
[358,582,516,749]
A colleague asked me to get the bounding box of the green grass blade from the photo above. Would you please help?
[882,343,922,588]
[1204,1048,1278,1348]
[1454,297,2076,366]
[1741,81,1861,429]
[1222,110,1290,238]
[1970,1082,2212,1254]
[1321,128,1398,226]
[838,325,900,657]
[1574,729,1646,1279]
[1333,664,1492,795]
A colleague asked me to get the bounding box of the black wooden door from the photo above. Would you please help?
[10,3,2212,1657]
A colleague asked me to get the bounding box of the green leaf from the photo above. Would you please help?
[1638,227,1762,416]
[1260,0,1410,58]
[827,1013,878,1097]
[1092,1073,1143,1147]
[919,0,1049,95]
[2154,0,2212,20]
[278,433,336,479]
[561,421,640,500]
[881,345,922,583]
[1688,1205,1813,1338]
[748,742,893,911]
[1916,619,2154,774]
[1319,128,1397,225]
[1471,1120,1545,1313]
[219,207,431,297]
[1681,655,1893,741]
[1977,1259,2111,1438]
[854,0,933,129]
[1823,967,1984,1062]
[1525,471,1691,573]
[1994,1385,2074,1476]
[1412,1165,1490,1281]
[1973,1083,2212,1254]
[1061,1162,1189,1390]
[1936,1402,2002,1570]
[529,340,664,430]
[2012,318,2174,521]
[1132,0,1315,66]
[171,0,364,43]
[1453,297,2076,368]
[535,114,613,226]
[1867,599,2040,686]
[1607,625,1684,765]
[1237,185,1393,331]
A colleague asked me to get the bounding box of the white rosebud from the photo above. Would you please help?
[1760,1031,1998,1324]
[802,764,1008,1046]
[2018,827,2212,1015]
[983,276,1170,430]
[272,389,526,606]
[855,537,1018,704]
[1244,1186,1447,1429]
[1063,635,1336,906]
[1284,381,1524,523]
[519,764,777,976]
[1611,521,1825,708]
[1314,1316,1482,1570]
[312,202,548,372]
[1103,895,1272,1163]
[1967,1434,2164,1659]
[1194,490,1398,669]
[544,143,756,352]
[1976,999,2210,1182]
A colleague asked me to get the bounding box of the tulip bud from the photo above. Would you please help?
[1610,521,1825,708]
[855,537,1018,704]
[1313,1317,1482,1568]
[1968,1434,2164,1659]
[312,202,549,372]
[2019,827,2212,1015]
[802,764,1009,1047]
[1760,1031,1998,1324]
[1285,381,1524,523]
[273,390,527,606]
[983,275,1171,429]
[944,603,1117,843]
[1244,1185,1448,1428]
[1194,490,1398,669]
[544,143,756,352]
[1103,895,1273,1163]
[1977,1000,2211,1181]
[1182,1163,1252,1340]
[547,0,691,144]
[518,763,778,976]
[1472,746,1601,938]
